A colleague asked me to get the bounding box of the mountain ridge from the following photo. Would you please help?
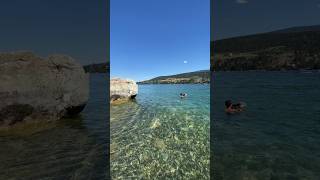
[211,25,320,71]
[138,70,210,84]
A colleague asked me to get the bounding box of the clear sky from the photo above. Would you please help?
[0,0,107,65]
[111,0,210,82]
[213,0,320,40]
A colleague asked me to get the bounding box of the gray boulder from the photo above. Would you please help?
[0,52,89,127]
[110,78,138,104]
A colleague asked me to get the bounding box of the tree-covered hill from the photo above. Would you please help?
[138,70,210,84]
[211,25,320,71]
[83,62,109,73]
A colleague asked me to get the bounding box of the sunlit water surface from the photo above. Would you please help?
[111,84,210,179]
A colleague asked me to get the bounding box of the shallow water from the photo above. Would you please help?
[0,74,108,179]
[212,71,320,179]
[111,84,210,179]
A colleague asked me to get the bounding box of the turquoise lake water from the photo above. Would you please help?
[111,84,210,179]
[0,74,108,179]
[212,71,320,179]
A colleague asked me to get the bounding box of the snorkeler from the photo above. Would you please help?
[225,100,245,114]
[180,93,187,98]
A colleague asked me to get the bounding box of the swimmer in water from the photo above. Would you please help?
[225,100,245,114]
[180,93,187,98]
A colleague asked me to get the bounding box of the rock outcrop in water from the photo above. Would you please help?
[0,52,89,127]
[110,78,138,104]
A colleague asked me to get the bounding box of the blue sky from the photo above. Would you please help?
[213,0,320,40]
[0,0,107,65]
[111,0,210,81]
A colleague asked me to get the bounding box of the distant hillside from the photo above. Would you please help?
[138,70,210,84]
[83,62,109,73]
[271,25,320,34]
[211,25,320,71]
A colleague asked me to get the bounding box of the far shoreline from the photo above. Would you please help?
[211,69,320,73]
[137,82,210,85]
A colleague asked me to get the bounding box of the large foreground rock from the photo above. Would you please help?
[0,52,89,127]
[110,78,138,104]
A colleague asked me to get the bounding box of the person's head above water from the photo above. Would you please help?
[225,100,232,108]
[180,93,187,98]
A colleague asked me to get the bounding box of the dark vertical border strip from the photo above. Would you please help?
[106,0,111,179]
[210,0,214,179]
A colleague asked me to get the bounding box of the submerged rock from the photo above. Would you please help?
[0,52,89,127]
[110,78,138,104]
[154,138,167,150]
[150,118,161,129]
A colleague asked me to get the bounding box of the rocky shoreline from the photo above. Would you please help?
[0,52,89,128]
